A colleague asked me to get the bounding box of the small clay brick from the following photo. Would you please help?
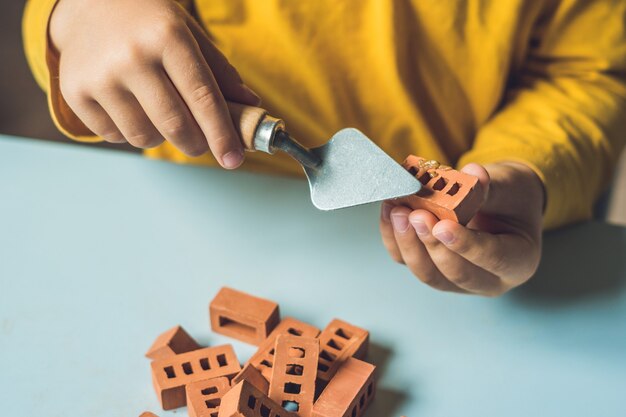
[232,363,269,395]
[317,319,369,382]
[312,358,376,417]
[145,325,201,360]
[210,287,280,345]
[247,317,321,380]
[219,380,297,417]
[139,413,159,417]
[151,344,241,410]
[268,335,319,417]
[393,155,483,225]
[186,376,231,417]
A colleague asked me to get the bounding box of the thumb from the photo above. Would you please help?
[185,15,262,106]
[459,162,490,205]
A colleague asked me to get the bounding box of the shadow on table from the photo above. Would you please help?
[364,342,411,417]
[365,387,409,417]
[514,221,626,305]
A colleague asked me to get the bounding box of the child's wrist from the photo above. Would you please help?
[49,0,88,52]
[484,162,546,215]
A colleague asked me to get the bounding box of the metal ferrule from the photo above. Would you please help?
[254,115,285,154]
[253,114,322,169]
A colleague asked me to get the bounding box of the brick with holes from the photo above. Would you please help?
[312,358,376,417]
[247,317,320,380]
[151,344,241,410]
[210,287,281,345]
[145,325,201,360]
[268,335,319,417]
[219,380,297,417]
[317,319,369,382]
[232,363,269,395]
[393,155,483,225]
[186,376,231,417]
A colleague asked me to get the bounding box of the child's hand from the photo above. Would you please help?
[380,162,544,296]
[49,0,261,168]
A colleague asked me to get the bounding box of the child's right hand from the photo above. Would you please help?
[49,0,261,168]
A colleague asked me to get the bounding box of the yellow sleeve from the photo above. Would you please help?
[22,0,56,91]
[458,0,626,229]
[22,0,194,143]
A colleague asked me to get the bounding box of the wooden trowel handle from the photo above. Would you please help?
[227,101,278,152]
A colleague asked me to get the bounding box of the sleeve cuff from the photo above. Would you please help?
[23,0,59,91]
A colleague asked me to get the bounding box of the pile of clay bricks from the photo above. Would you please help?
[143,287,376,417]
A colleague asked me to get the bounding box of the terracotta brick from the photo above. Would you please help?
[312,358,376,417]
[247,317,320,380]
[145,325,201,360]
[186,377,231,417]
[393,155,483,225]
[210,287,280,345]
[317,319,369,382]
[269,335,319,417]
[151,345,241,410]
[232,363,269,395]
[219,380,297,417]
[139,412,159,417]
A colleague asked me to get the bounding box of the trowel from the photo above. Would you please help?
[229,103,422,210]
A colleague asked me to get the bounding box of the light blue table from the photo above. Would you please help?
[1,135,625,417]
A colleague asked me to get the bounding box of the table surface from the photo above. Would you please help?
[1,135,625,417]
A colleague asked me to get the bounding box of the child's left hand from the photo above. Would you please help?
[380,162,544,296]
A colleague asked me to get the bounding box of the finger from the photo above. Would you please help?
[127,67,208,157]
[379,202,404,264]
[162,27,243,169]
[185,16,261,105]
[95,87,164,149]
[65,97,126,144]
[431,219,539,284]
[409,210,503,295]
[459,163,490,204]
[390,207,466,293]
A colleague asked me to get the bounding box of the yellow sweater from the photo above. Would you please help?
[23,0,626,229]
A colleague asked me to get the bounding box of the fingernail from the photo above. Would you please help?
[241,84,262,104]
[410,219,429,237]
[222,149,244,169]
[434,231,455,245]
[381,203,392,223]
[391,212,410,233]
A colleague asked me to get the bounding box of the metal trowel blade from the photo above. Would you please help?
[303,128,422,210]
